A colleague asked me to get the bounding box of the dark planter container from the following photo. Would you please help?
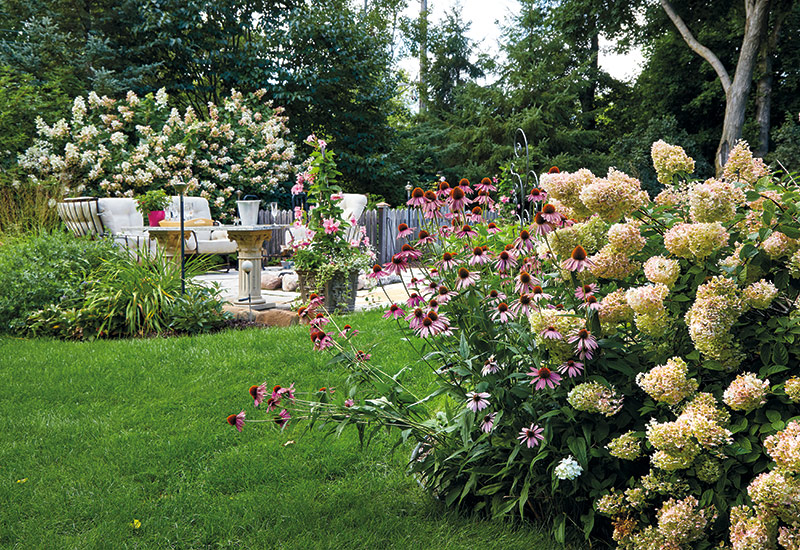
[297,269,359,312]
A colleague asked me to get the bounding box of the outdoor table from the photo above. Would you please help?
[139,224,285,310]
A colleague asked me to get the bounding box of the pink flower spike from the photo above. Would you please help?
[322,218,340,234]
[558,360,584,378]
[466,391,491,412]
[383,304,405,319]
[518,423,544,448]
[480,412,497,433]
[527,367,562,390]
[291,182,304,195]
[540,326,562,340]
[227,410,246,432]
[275,409,291,428]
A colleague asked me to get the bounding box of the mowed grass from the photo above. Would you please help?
[0,310,565,550]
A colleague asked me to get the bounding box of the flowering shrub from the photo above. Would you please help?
[229,140,800,548]
[20,88,298,222]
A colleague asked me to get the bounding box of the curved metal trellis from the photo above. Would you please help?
[508,128,540,229]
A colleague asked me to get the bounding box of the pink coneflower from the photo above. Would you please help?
[310,330,334,351]
[417,316,438,338]
[482,356,500,375]
[427,298,441,311]
[439,251,460,271]
[515,271,537,294]
[406,293,424,307]
[406,307,426,329]
[427,310,450,333]
[540,326,562,340]
[527,187,547,203]
[561,246,593,272]
[310,313,329,329]
[416,229,436,246]
[480,412,497,433]
[276,383,296,400]
[249,383,267,407]
[494,249,517,273]
[486,222,501,234]
[436,285,458,303]
[581,295,601,311]
[383,304,405,319]
[558,360,584,378]
[456,267,479,290]
[322,218,341,234]
[456,224,478,238]
[530,286,552,302]
[457,178,474,195]
[574,284,597,300]
[531,213,554,236]
[407,187,426,207]
[355,350,371,362]
[520,256,539,273]
[338,324,357,338]
[469,246,491,266]
[511,293,535,316]
[449,187,469,212]
[397,223,414,239]
[513,229,535,251]
[397,243,422,261]
[475,177,497,193]
[467,206,484,223]
[568,328,599,360]
[492,301,515,323]
[422,191,443,218]
[485,289,507,304]
[518,423,544,448]
[384,254,408,275]
[265,395,280,412]
[437,180,451,199]
[344,398,355,407]
[368,264,390,279]
[465,391,490,412]
[539,203,561,223]
[227,410,246,432]
[475,190,493,206]
[307,293,325,309]
[275,409,291,428]
[527,366,562,390]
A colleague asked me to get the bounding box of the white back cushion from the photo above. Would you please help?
[168,196,212,220]
[338,194,367,223]
[97,198,143,235]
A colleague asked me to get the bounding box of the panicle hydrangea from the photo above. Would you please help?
[785,377,800,402]
[633,309,671,338]
[626,283,670,316]
[567,382,624,417]
[743,279,778,309]
[651,140,696,185]
[694,455,722,483]
[545,214,608,260]
[654,187,685,208]
[596,490,628,516]
[646,419,700,470]
[720,242,745,269]
[788,250,800,279]
[611,516,639,543]
[747,470,800,524]
[764,421,800,473]
[685,276,745,368]
[529,309,585,363]
[607,222,646,255]
[639,469,690,495]
[729,505,776,550]
[761,232,797,259]
[636,357,698,405]
[723,373,770,413]
[688,178,745,223]
[656,495,716,545]
[643,256,681,288]
[588,245,641,280]
[625,487,647,509]
[664,222,730,260]
[607,431,642,460]
[554,455,583,480]
[779,526,800,550]
[540,168,595,219]
[722,140,770,185]
[599,289,634,330]
[578,168,649,222]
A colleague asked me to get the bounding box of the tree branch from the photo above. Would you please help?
[660,0,732,95]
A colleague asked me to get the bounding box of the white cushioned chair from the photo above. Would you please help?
[165,196,237,256]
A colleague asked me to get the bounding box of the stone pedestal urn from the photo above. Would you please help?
[297,269,359,312]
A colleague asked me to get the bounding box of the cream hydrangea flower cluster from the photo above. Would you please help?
[655,496,717,547]
[567,382,624,416]
[588,246,641,280]
[747,470,800,525]
[599,289,634,331]
[643,256,681,287]
[607,223,646,255]
[729,505,775,550]
[780,526,800,550]
[743,279,778,309]
[651,140,696,186]
[685,276,745,368]
[529,309,585,363]
[765,421,800,473]
[785,377,800,402]
[762,232,797,259]
[723,140,770,185]
[688,178,745,223]
[722,373,770,413]
[607,431,642,460]
[579,168,650,222]
[664,222,730,260]
[539,168,595,219]
[544,214,608,260]
[636,357,698,405]
[625,283,670,337]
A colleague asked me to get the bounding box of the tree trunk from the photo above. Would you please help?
[419,0,429,114]
[715,0,770,174]
[578,28,599,131]
[754,0,790,157]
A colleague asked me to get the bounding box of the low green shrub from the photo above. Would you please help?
[164,286,230,335]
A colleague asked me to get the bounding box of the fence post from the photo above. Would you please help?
[376,202,390,265]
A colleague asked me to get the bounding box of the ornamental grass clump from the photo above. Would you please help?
[228,139,800,548]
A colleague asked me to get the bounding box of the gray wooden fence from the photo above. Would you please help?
[258,205,497,264]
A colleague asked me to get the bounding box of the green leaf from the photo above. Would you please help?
[554,514,566,544]
[773,343,789,366]
[766,410,782,423]
[459,331,469,359]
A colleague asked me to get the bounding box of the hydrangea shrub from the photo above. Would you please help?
[230,141,800,548]
[20,89,299,222]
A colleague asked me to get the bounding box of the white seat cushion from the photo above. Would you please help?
[195,239,238,255]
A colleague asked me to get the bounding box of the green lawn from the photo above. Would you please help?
[0,310,566,549]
